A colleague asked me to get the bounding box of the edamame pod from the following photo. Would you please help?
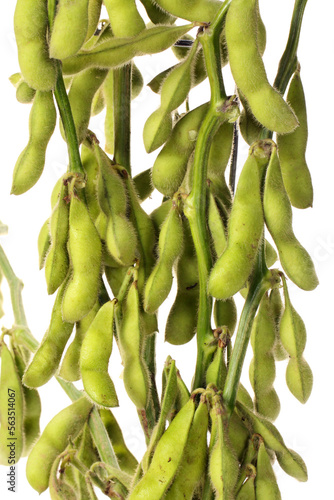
[49,452,78,500]
[62,194,102,323]
[62,24,194,75]
[133,168,154,202]
[139,0,176,24]
[206,334,228,390]
[95,147,137,266]
[249,293,280,421]
[59,301,99,382]
[277,67,313,209]
[50,0,90,60]
[208,191,228,259]
[44,180,70,295]
[164,395,209,499]
[0,342,24,465]
[14,0,57,91]
[118,279,149,409]
[269,288,288,361]
[238,89,263,146]
[11,91,57,195]
[129,398,195,499]
[236,401,308,481]
[80,300,118,407]
[86,0,103,41]
[165,219,198,345]
[208,146,265,300]
[11,343,41,457]
[38,218,51,270]
[64,68,108,144]
[144,204,184,313]
[225,0,298,134]
[213,297,237,335]
[279,276,313,403]
[263,146,318,291]
[256,440,282,499]
[152,103,209,196]
[208,395,239,499]
[104,0,145,37]
[150,199,173,232]
[99,409,138,474]
[144,39,199,153]
[81,144,100,222]
[23,281,74,388]
[152,0,221,22]
[26,397,93,493]
[16,81,36,103]
[236,472,256,500]
[103,70,114,155]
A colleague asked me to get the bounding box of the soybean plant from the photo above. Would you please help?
[0,0,318,499]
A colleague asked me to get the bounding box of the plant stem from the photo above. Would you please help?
[274,0,308,94]
[185,5,231,390]
[222,237,272,418]
[113,65,132,174]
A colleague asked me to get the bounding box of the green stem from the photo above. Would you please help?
[0,244,119,468]
[185,14,230,390]
[113,65,132,174]
[48,0,84,175]
[274,0,308,94]
[222,238,271,417]
[54,69,84,174]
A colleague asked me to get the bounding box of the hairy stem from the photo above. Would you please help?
[113,65,132,174]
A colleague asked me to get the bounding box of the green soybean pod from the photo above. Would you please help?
[228,409,251,463]
[38,218,51,270]
[103,70,114,155]
[86,0,103,41]
[104,0,145,37]
[26,397,93,494]
[16,81,36,104]
[236,472,256,500]
[62,195,102,323]
[208,148,265,300]
[11,91,57,195]
[44,180,70,295]
[0,342,24,465]
[132,168,154,203]
[80,300,118,407]
[49,453,78,500]
[139,0,176,24]
[10,343,41,457]
[205,337,227,390]
[132,64,144,100]
[152,0,221,22]
[129,398,195,500]
[225,0,298,134]
[150,199,173,232]
[213,297,237,335]
[143,108,173,154]
[59,301,99,382]
[119,279,149,409]
[277,67,313,209]
[249,293,280,421]
[236,401,308,482]
[152,103,209,196]
[263,146,318,291]
[208,191,228,259]
[81,144,100,222]
[64,68,108,144]
[238,89,263,146]
[50,0,90,60]
[256,440,282,499]
[23,282,74,388]
[269,288,288,361]
[99,409,138,474]
[14,0,57,91]
[144,204,184,314]
[164,395,208,499]
[209,396,239,499]
[165,219,199,345]
[206,120,234,202]
[279,276,313,403]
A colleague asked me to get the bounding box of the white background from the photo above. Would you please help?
[0,0,334,498]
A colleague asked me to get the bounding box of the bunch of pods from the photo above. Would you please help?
[0,0,317,498]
